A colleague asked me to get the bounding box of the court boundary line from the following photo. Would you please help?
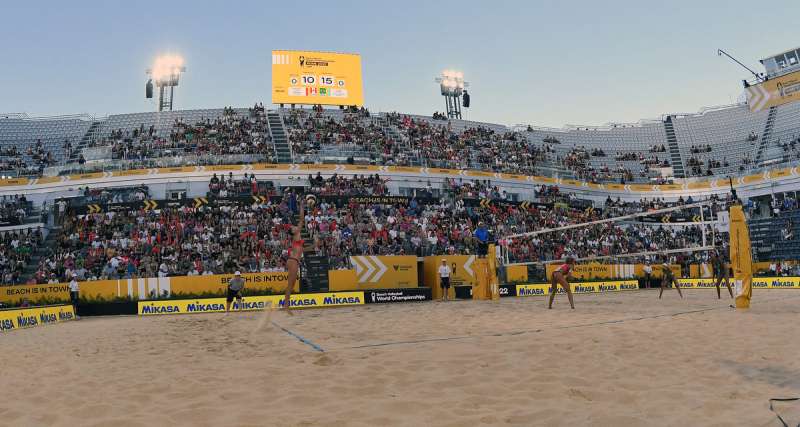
[340,294,800,351]
[271,320,325,352]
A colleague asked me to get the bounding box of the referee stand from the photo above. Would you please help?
[473,244,500,301]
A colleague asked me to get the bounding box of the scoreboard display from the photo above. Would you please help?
[271,50,364,107]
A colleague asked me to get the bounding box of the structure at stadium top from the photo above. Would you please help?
[1,96,799,183]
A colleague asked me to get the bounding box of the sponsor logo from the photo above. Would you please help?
[141,304,180,314]
[365,289,430,304]
[777,80,800,98]
[771,280,797,288]
[298,57,330,68]
[232,301,268,310]
[323,295,361,305]
[0,319,14,331]
[39,312,57,324]
[517,286,545,296]
[186,302,226,312]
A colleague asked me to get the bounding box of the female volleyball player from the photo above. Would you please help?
[281,194,308,311]
[710,251,733,299]
[659,261,683,299]
[548,257,576,309]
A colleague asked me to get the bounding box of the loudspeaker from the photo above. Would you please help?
[462,91,470,108]
[145,80,153,99]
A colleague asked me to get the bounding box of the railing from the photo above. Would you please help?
[0,113,100,122]
[42,154,274,176]
[513,103,747,134]
[679,158,800,184]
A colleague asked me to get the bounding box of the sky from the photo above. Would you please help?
[2,0,798,127]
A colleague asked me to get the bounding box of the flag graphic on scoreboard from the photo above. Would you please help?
[306,87,318,96]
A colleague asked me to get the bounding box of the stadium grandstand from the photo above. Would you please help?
[3,10,800,422]
[3,100,800,182]
[2,96,800,288]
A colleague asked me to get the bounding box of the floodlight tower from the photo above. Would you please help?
[146,55,186,111]
[435,70,469,119]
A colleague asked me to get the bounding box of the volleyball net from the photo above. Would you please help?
[500,201,726,271]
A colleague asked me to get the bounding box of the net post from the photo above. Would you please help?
[488,244,500,300]
[700,205,706,247]
[729,203,753,309]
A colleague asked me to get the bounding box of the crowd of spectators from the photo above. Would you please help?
[687,155,730,177]
[0,140,58,176]
[80,185,150,204]
[308,173,387,196]
[285,109,411,165]
[35,199,297,283]
[286,110,547,175]
[690,144,713,154]
[95,105,274,164]
[208,172,276,198]
[0,172,745,286]
[0,194,30,225]
[0,228,43,285]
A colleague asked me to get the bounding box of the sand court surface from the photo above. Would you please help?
[2,290,800,426]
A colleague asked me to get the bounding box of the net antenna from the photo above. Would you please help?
[501,200,720,266]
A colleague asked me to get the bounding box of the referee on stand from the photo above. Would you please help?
[474,221,490,258]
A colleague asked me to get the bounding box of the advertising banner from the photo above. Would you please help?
[349,256,417,288]
[0,305,75,332]
[138,291,364,315]
[746,68,800,112]
[677,277,800,289]
[516,280,639,297]
[363,288,431,304]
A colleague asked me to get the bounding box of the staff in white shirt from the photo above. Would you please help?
[438,259,452,301]
[69,275,80,318]
[642,261,653,288]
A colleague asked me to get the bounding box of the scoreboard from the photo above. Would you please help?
[271,50,364,106]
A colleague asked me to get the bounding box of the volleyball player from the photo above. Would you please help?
[548,257,576,309]
[710,251,733,299]
[659,261,683,299]
[282,194,307,312]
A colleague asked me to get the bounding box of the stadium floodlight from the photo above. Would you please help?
[435,69,469,119]
[146,54,186,111]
